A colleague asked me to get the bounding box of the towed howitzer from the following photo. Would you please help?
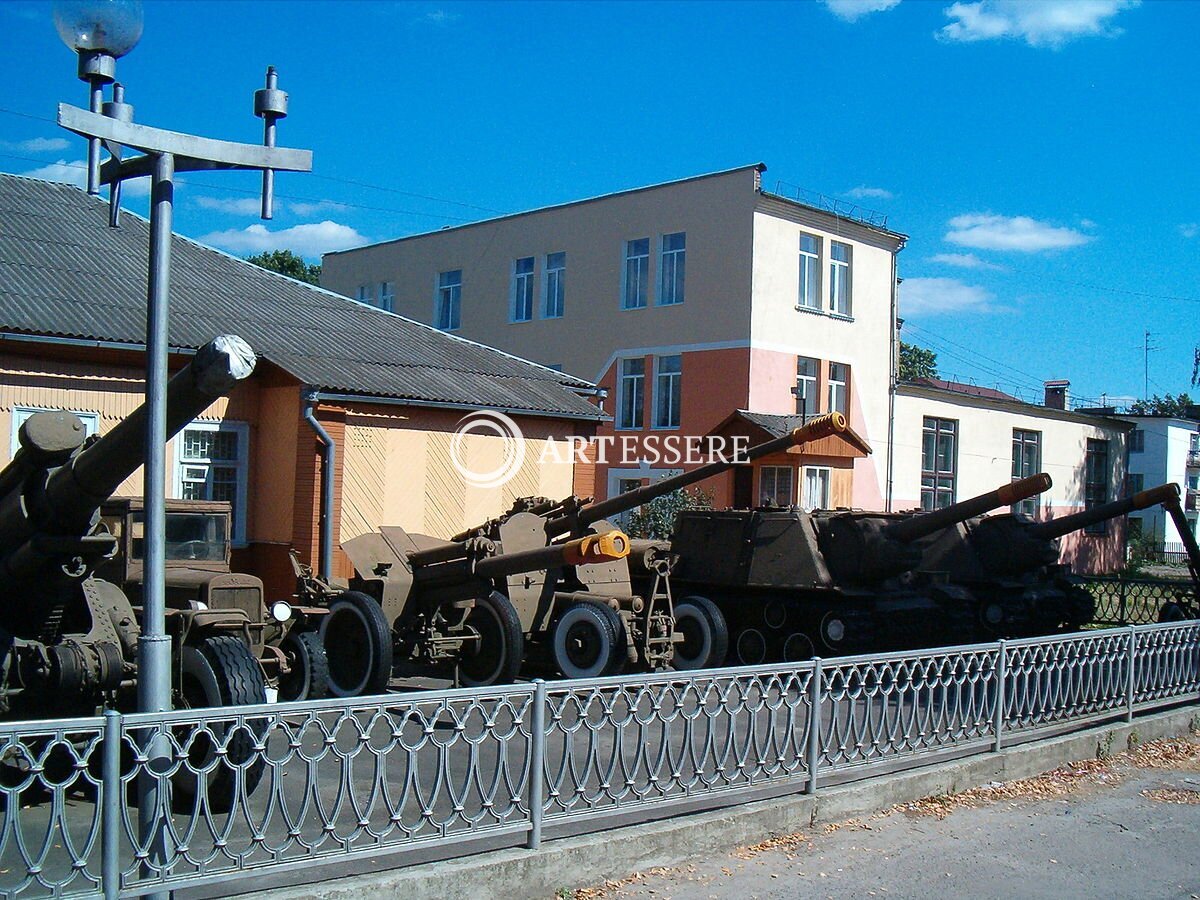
[340,413,850,687]
[0,335,265,723]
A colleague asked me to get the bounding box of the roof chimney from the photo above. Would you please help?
[1044,379,1070,410]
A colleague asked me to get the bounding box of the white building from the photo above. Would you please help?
[1121,413,1200,546]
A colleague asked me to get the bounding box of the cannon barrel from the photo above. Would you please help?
[473,531,630,578]
[557,412,848,533]
[0,335,256,579]
[1027,483,1179,541]
[884,473,1052,544]
[1162,493,1200,587]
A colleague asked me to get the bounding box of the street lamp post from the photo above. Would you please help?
[53,2,311,889]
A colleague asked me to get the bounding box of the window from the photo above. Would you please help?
[1084,438,1110,534]
[802,466,831,511]
[653,355,682,429]
[798,233,820,310]
[828,362,849,415]
[622,238,650,309]
[510,256,535,322]
[377,281,394,312]
[1011,429,1042,516]
[617,358,645,429]
[543,252,566,318]
[829,241,852,316]
[11,406,99,456]
[436,269,462,330]
[795,357,819,418]
[921,417,957,510]
[1128,517,1143,540]
[658,232,685,305]
[355,284,371,304]
[1129,428,1144,453]
[759,466,794,507]
[1187,472,1199,491]
[174,422,249,544]
[1127,472,1145,494]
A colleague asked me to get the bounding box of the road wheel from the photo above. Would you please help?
[320,591,393,697]
[734,628,768,666]
[277,630,330,702]
[458,592,524,687]
[673,596,730,670]
[552,602,622,679]
[176,635,266,813]
[1158,601,1187,623]
[782,632,816,663]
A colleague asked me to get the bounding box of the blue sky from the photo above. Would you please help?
[3,0,1198,409]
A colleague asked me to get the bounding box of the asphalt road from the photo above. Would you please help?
[581,746,1200,900]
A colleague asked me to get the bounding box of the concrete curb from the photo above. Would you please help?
[251,705,1199,900]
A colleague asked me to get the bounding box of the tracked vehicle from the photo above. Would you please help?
[667,474,1053,662]
[336,413,848,688]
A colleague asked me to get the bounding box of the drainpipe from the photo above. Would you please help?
[302,391,335,581]
[886,243,904,512]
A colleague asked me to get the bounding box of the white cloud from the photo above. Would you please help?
[822,0,902,22]
[198,220,368,259]
[194,195,348,217]
[944,212,1092,252]
[927,252,1006,271]
[287,200,349,216]
[901,277,995,316]
[19,158,150,197]
[845,185,894,200]
[1180,223,1199,239]
[938,0,1138,49]
[1,136,71,153]
[413,8,461,26]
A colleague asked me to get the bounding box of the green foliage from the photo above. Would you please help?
[246,249,321,285]
[1125,530,1159,574]
[1127,392,1194,416]
[624,487,712,541]
[898,342,938,381]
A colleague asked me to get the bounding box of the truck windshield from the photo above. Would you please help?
[131,512,227,561]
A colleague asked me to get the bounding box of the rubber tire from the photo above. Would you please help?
[320,591,393,697]
[552,602,622,679]
[458,592,524,687]
[176,635,267,813]
[782,632,816,663]
[277,630,331,702]
[672,596,730,670]
[1158,601,1187,623]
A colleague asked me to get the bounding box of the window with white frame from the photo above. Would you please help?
[1129,428,1144,453]
[174,422,249,543]
[795,356,819,418]
[11,406,99,456]
[622,238,650,309]
[1187,472,1199,491]
[798,234,820,310]
[617,358,645,429]
[658,232,685,305]
[436,269,462,330]
[829,241,852,316]
[828,362,849,415]
[1011,429,1041,516]
[377,281,394,312]
[510,256,535,322]
[759,466,794,507]
[543,252,566,318]
[355,284,371,304]
[653,355,682,429]
[921,417,957,510]
[802,466,832,511]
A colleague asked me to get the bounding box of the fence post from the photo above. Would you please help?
[805,658,822,796]
[1118,577,1128,626]
[102,710,121,900]
[993,641,1007,753]
[1126,625,1137,722]
[527,679,546,850]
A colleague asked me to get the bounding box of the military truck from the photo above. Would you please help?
[96,497,330,701]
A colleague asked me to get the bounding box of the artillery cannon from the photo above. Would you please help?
[338,413,849,687]
[668,474,1053,661]
[916,482,1200,634]
[0,335,267,726]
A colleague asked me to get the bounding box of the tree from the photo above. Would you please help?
[624,487,712,541]
[1127,393,1194,416]
[898,342,938,382]
[246,249,321,286]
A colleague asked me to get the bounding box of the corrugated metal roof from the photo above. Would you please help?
[0,174,604,421]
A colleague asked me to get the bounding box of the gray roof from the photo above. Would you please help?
[0,174,603,421]
[737,410,809,438]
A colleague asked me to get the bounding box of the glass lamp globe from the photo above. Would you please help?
[53,0,143,58]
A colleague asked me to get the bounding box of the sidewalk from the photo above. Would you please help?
[576,736,1200,900]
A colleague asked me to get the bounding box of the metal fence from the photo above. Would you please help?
[1084,574,1197,626]
[2,619,1198,899]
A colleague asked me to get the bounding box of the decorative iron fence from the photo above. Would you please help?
[1083,575,1197,626]
[1,620,1198,899]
